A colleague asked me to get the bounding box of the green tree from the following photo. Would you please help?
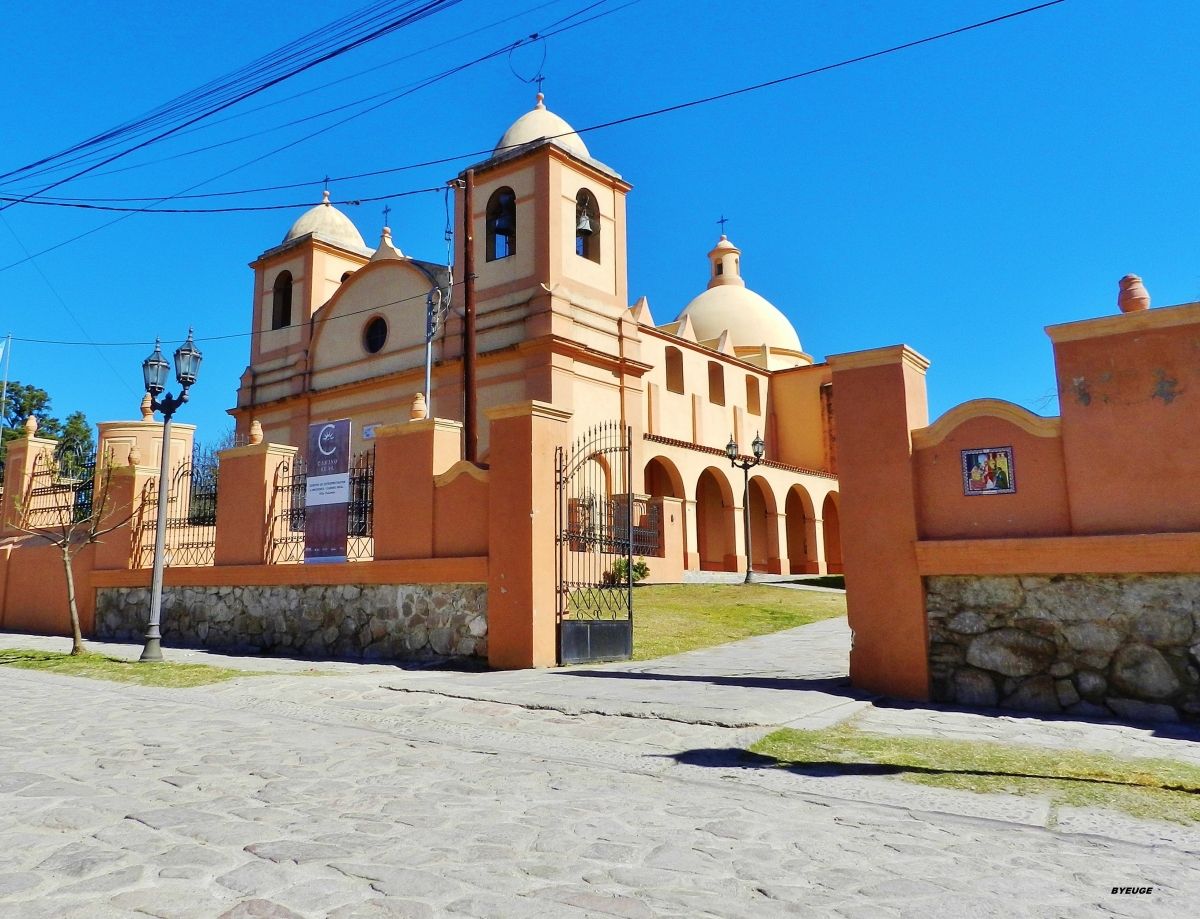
[0,381,93,473]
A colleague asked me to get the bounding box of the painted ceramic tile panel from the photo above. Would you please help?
[961,446,1015,495]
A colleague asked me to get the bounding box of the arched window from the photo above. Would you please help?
[271,271,293,330]
[575,189,600,262]
[708,361,725,406]
[746,375,761,415]
[486,187,516,261]
[665,347,684,394]
[363,317,388,354]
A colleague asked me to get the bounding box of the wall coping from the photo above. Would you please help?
[916,532,1200,576]
[1045,300,1200,343]
[373,417,463,439]
[218,442,299,461]
[827,344,930,374]
[911,399,1062,449]
[484,400,572,423]
[92,556,489,589]
[434,460,489,487]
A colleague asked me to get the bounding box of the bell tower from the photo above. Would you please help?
[441,94,643,453]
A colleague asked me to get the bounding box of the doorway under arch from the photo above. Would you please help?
[823,492,843,574]
[747,475,777,573]
[696,467,735,571]
[785,485,818,575]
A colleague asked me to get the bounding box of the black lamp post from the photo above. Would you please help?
[727,431,765,584]
[139,330,202,662]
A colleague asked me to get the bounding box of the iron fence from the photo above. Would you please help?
[267,450,375,564]
[19,446,97,530]
[132,455,218,568]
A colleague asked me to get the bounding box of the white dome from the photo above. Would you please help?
[495,93,589,158]
[679,286,802,353]
[284,191,367,251]
[675,235,803,357]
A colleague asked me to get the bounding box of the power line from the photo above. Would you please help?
[0,187,441,214]
[13,0,1071,209]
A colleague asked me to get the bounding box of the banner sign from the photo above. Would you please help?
[305,419,351,563]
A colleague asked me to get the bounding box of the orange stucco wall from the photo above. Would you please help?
[0,540,96,636]
[913,415,1071,540]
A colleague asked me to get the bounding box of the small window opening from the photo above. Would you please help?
[363,317,388,354]
[575,189,600,262]
[486,187,516,261]
[271,271,293,330]
[708,361,725,406]
[746,375,761,416]
[715,261,723,276]
[665,347,684,394]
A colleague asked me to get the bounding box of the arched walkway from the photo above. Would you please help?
[747,475,777,573]
[785,485,818,575]
[823,492,843,574]
[696,467,736,571]
[644,456,683,499]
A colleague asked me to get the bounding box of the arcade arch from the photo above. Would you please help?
[695,467,735,571]
[823,492,843,574]
[785,485,818,575]
[747,475,777,573]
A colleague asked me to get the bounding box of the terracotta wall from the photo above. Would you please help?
[831,299,1200,714]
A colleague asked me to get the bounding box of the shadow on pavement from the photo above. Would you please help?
[559,669,857,694]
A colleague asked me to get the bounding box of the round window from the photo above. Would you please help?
[363,317,388,354]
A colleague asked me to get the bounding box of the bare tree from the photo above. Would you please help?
[13,446,136,655]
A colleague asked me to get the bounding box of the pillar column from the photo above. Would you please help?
[1,423,58,536]
[213,442,298,566]
[373,418,462,560]
[828,345,930,700]
[766,511,785,574]
[485,401,570,669]
[683,498,699,570]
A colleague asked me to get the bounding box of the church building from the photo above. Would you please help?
[230,94,842,577]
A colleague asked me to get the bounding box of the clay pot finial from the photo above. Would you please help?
[140,393,154,422]
[128,443,142,467]
[1118,274,1150,313]
[24,415,37,436]
[249,420,264,445]
[410,392,428,421]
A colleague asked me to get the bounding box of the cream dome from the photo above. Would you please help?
[676,236,804,361]
[283,191,367,251]
[495,93,589,158]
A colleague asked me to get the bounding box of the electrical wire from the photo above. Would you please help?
[0,188,441,214]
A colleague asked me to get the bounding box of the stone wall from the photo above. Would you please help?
[927,575,1200,723]
[96,584,487,662]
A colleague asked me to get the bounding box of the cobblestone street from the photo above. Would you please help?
[2,621,1199,918]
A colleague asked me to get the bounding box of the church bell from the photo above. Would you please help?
[576,211,596,236]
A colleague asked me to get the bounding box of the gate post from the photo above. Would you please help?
[213,442,298,566]
[485,401,571,669]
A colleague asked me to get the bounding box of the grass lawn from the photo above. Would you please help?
[752,724,1200,825]
[631,583,846,661]
[0,649,252,688]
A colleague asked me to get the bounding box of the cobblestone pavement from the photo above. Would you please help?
[2,622,1200,918]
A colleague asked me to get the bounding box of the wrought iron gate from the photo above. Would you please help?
[555,422,634,665]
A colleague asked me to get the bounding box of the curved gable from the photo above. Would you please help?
[309,258,438,390]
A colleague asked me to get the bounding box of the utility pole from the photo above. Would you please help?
[462,169,478,463]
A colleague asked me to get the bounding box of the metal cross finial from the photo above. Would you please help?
[382,204,391,228]
[323,175,330,191]
[717,215,729,234]
[535,74,545,95]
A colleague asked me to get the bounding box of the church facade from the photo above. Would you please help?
[230,95,842,577]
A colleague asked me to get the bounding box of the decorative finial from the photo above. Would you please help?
[322,189,331,206]
[140,393,154,422]
[382,226,392,242]
[535,91,546,110]
[410,391,428,421]
[717,215,729,236]
[127,442,142,467]
[1117,274,1150,313]
[382,203,391,228]
[249,420,263,445]
[24,415,37,437]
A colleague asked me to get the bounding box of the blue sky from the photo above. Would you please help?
[1,0,1197,441]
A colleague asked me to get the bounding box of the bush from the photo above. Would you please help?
[604,556,650,585]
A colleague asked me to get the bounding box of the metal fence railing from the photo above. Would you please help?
[19,447,97,530]
[132,456,218,568]
[266,450,374,564]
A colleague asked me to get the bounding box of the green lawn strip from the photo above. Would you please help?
[0,649,253,688]
[751,725,1200,825]
[631,584,846,661]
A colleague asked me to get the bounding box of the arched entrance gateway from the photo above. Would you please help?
[785,485,818,575]
[822,492,843,574]
[695,467,736,571]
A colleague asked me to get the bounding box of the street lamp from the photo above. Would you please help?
[727,431,766,584]
[139,330,202,662]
